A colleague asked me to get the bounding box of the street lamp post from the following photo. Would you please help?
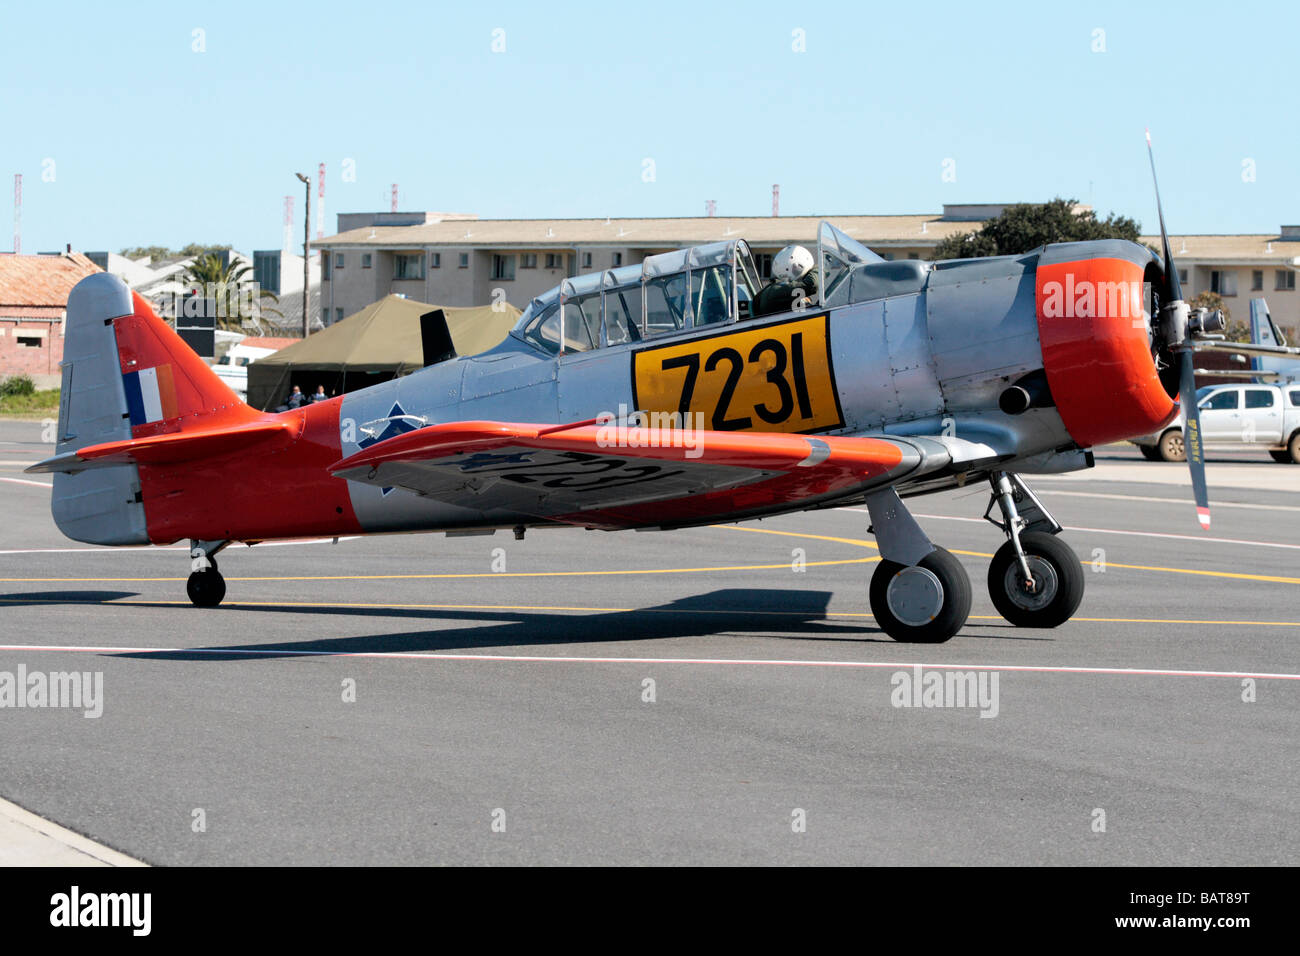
[295,172,311,337]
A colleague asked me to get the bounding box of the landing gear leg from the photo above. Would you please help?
[983,472,1083,628]
[865,487,971,643]
[187,539,228,608]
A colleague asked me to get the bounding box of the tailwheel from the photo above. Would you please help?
[987,531,1083,628]
[869,546,971,644]
[186,557,226,608]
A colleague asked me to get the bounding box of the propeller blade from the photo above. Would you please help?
[1145,129,1182,301]
[1177,349,1211,529]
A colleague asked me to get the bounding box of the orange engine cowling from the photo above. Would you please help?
[1034,243,1178,448]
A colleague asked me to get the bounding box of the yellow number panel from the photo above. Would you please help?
[631,314,843,433]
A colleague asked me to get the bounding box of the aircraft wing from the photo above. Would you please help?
[330,419,944,529]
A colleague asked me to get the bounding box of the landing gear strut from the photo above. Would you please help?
[186,539,228,608]
[983,472,1083,628]
[865,487,971,643]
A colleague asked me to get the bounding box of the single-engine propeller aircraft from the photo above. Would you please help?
[28,137,1300,642]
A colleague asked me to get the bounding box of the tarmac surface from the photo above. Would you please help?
[1,419,1297,865]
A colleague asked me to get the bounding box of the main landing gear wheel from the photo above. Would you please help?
[869,546,971,644]
[187,557,226,608]
[987,531,1083,628]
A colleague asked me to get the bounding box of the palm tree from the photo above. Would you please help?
[179,253,282,332]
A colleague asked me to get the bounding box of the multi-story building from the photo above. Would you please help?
[315,205,1300,339]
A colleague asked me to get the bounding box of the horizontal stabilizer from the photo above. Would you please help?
[27,419,295,474]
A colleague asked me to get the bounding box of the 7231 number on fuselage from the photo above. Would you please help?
[631,313,843,434]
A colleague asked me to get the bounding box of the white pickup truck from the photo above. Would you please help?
[1132,383,1300,463]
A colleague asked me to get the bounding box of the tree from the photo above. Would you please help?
[179,253,280,332]
[931,199,1141,261]
[119,243,232,261]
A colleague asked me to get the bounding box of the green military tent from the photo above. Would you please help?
[246,294,520,411]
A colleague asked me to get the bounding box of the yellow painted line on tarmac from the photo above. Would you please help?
[0,556,879,584]
[721,525,880,549]
[1092,562,1300,585]
[718,524,1300,584]
[6,522,1296,588]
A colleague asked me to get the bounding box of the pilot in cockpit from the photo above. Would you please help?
[752,245,819,317]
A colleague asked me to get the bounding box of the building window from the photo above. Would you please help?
[1210,270,1237,296]
[458,253,469,269]
[1177,269,1188,284]
[612,252,623,267]
[253,250,282,295]
[1252,270,1264,291]
[1276,270,1296,291]
[520,253,538,269]
[430,253,441,269]
[545,253,563,270]
[334,253,344,270]
[16,335,42,348]
[362,253,372,269]
[394,253,425,280]
[755,254,773,279]
[335,308,343,323]
[491,255,516,280]
[322,253,331,281]
[581,252,592,269]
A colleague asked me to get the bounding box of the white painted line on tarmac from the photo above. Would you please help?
[1033,489,1300,513]
[898,512,1300,552]
[0,643,1296,681]
[839,506,1300,551]
[0,476,52,488]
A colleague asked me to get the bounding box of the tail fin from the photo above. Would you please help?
[1250,298,1284,350]
[113,288,253,435]
[42,274,254,544]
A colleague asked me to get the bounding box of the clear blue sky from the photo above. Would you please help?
[3,0,1296,254]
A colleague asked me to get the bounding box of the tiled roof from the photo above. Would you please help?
[237,335,301,350]
[0,252,102,310]
[1137,235,1300,263]
[256,285,323,334]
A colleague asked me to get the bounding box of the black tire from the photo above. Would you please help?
[187,570,226,608]
[987,532,1084,628]
[1138,445,1161,461]
[1269,449,1293,464]
[1287,432,1300,464]
[1157,428,1185,462]
[869,546,971,644]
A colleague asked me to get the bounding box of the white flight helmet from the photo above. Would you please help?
[772,244,814,282]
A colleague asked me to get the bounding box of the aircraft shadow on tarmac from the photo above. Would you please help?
[1,588,1043,661]
[0,589,140,606]
[103,588,895,661]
